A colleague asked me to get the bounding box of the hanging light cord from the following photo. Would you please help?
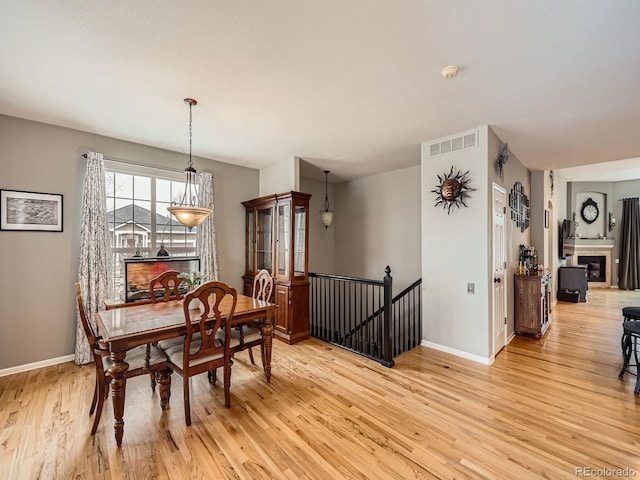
[324,171,330,211]
[188,101,193,169]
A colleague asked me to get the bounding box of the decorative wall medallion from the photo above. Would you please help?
[432,167,476,214]
[496,143,508,181]
[509,181,529,232]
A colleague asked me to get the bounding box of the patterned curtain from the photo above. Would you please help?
[197,171,219,281]
[75,152,111,365]
[619,197,640,290]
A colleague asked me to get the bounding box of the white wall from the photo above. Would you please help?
[259,157,299,196]
[421,127,491,361]
[0,114,259,370]
[334,165,421,293]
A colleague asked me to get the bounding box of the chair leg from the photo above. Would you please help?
[620,332,632,378]
[183,376,191,426]
[208,369,217,385]
[91,376,107,435]
[224,359,232,408]
[158,369,172,410]
[89,377,99,414]
[248,346,255,364]
[150,371,157,392]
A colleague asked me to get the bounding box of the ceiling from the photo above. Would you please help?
[2,1,640,182]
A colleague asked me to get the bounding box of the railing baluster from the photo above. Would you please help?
[308,270,419,367]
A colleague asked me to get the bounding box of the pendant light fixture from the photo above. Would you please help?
[320,170,334,228]
[167,98,213,230]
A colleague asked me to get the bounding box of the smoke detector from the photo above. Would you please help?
[441,65,459,79]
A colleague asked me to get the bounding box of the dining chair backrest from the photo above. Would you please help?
[182,281,237,366]
[149,270,184,303]
[252,269,274,302]
[75,282,101,351]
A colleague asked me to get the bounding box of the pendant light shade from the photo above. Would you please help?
[320,170,334,228]
[167,98,213,229]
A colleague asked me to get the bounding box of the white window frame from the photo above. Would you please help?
[104,160,197,300]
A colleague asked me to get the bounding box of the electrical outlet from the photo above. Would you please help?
[615,258,620,264]
[467,283,475,294]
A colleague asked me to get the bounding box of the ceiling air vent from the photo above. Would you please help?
[428,130,478,157]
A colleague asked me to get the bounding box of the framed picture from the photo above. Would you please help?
[544,209,549,229]
[0,189,63,232]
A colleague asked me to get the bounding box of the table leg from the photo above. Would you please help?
[158,369,172,409]
[108,351,129,447]
[263,313,274,383]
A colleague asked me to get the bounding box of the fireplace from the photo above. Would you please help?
[577,255,606,282]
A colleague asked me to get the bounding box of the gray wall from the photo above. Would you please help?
[566,181,619,286]
[418,126,533,363]
[421,127,491,360]
[487,127,531,341]
[0,114,259,369]
[299,176,335,275]
[549,169,570,298]
[334,165,421,293]
[259,157,299,196]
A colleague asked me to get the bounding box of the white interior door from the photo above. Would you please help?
[492,183,507,355]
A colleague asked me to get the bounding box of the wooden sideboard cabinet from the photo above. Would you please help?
[242,191,311,344]
[514,272,552,338]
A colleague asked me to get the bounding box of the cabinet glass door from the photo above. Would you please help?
[277,202,291,279]
[294,204,306,276]
[256,207,273,272]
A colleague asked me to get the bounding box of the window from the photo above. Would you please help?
[104,162,198,300]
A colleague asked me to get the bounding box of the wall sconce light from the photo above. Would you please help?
[320,170,334,228]
[609,212,616,232]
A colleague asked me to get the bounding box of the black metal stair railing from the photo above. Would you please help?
[391,278,422,356]
[309,267,422,367]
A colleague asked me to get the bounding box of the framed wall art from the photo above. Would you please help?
[0,189,63,232]
[508,182,529,232]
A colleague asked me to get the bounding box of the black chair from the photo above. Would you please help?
[618,306,640,394]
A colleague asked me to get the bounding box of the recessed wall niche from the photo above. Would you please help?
[574,191,606,239]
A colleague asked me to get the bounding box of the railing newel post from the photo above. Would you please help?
[383,266,394,367]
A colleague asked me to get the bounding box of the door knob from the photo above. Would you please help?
[494,277,501,283]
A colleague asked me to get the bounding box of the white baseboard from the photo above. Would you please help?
[0,354,75,378]
[420,340,494,365]
[506,332,516,344]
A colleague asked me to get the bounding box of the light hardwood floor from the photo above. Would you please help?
[2,289,640,479]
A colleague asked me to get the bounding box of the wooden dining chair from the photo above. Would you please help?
[160,281,237,426]
[150,270,200,355]
[231,269,274,366]
[149,270,184,303]
[75,283,172,435]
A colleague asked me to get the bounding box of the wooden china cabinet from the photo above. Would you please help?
[242,191,311,344]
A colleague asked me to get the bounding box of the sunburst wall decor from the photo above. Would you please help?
[432,166,476,214]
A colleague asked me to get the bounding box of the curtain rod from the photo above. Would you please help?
[82,153,185,174]
[618,197,639,201]
[81,153,213,175]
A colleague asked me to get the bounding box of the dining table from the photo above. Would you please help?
[94,293,277,447]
